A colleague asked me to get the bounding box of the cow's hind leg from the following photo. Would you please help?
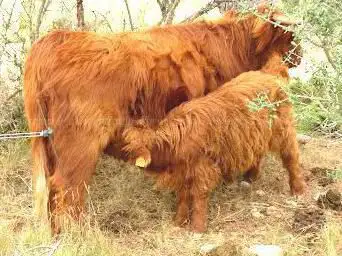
[48,128,109,234]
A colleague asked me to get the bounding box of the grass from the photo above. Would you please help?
[0,138,341,256]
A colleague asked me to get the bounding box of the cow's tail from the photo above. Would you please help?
[24,45,52,224]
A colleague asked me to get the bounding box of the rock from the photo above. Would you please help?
[203,242,240,256]
[247,244,283,256]
[240,181,252,193]
[292,206,326,233]
[240,181,251,189]
[251,208,264,219]
[255,190,266,197]
[296,134,312,145]
[200,244,219,255]
[192,233,204,240]
[286,199,298,207]
[265,206,281,218]
[317,189,342,211]
[309,167,335,186]
[326,189,341,205]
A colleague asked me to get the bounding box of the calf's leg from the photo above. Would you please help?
[174,187,191,227]
[190,190,209,232]
[279,133,306,195]
[188,159,220,232]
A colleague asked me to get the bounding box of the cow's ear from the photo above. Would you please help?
[165,86,191,113]
[252,21,274,54]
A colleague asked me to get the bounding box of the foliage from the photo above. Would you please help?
[281,0,342,136]
[247,91,286,128]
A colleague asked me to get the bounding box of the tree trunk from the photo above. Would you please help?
[77,0,85,29]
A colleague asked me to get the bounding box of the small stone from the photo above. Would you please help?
[256,190,266,196]
[286,199,298,207]
[199,244,218,255]
[247,244,283,256]
[240,180,251,188]
[240,181,252,191]
[192,233,203,240]
[326,189,341,205]
[296,134,312,145]
[251,208,264,219]
[265,206,279,217]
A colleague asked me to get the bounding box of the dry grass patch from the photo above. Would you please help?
[0,138,341,255]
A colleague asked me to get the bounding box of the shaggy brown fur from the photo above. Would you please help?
[24,4,300,233]
[123,54,307,232]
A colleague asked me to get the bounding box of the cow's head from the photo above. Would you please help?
[252,2,302,68]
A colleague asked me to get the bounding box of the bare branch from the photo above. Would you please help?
[123,0,134,31]
[35,0,52,42]
[164,0,180,24]
[181,0,218,23]
[4,0,17,32]
[306,37,339,73]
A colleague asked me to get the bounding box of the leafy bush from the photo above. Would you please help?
[282,0,342,136]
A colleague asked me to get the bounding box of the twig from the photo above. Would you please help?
[5,89,22,104]
[4,0,17,32]
[181,0,219,23]
[123,0,134,31]
[92,11,113,32]
[323,46,338,73]
[47,240,61,256]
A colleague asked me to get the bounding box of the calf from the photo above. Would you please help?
[123,54,306,232]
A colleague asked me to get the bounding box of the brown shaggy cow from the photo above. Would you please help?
[24,4,300,233]
[123,53,307,232]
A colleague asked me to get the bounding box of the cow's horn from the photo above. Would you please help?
[135,156,151,168]
[272,13,302,25]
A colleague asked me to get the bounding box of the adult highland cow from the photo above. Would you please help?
[24,4,300,233]
[123,53,307,232]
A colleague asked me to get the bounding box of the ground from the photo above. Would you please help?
[0,137,341,256]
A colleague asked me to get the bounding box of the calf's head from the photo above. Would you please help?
[123,119,153,168]
[124,86,191,169]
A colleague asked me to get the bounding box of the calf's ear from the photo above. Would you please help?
[135,156,151,168]
[165,86,191,113]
